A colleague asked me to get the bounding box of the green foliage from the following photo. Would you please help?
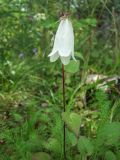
[62,112,81,137]
[105,150,116,160]
[32,152,51,160]
[78,136,94,156]
[95,90,111,125]
[0,0,120,159]
[44,113,63,158]
[96,122,120,147]
[64,60,80,74]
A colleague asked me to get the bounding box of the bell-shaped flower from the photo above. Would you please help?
[48,18,76,65]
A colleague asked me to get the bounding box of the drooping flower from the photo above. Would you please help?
[48,18,76,65]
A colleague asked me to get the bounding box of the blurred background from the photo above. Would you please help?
[0,0,120,160]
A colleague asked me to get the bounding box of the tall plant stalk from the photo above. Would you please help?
[62,64,66,160]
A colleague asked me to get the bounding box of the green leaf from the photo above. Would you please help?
[32,152,51,160]
[75,52,84,61]
[78,136,94,156]
[13,113,22,122]
[64,60,80,73]
[97,122,120,146]
[45,138,62,154]
[85,18,97,27]
[67,131,77,146]
[105,151,116,160]
[116,151,120,159]
[62,112,81,136]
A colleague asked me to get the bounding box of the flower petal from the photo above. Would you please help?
[71,51,77,61]
[49,52,59,62]
[52,19,74,57]
[48,18,75,65]
[60,56,70,65]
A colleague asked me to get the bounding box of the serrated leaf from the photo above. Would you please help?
[64,60,80,73]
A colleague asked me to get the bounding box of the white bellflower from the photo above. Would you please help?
[48,18,75,65]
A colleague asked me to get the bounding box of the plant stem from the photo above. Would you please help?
[62,64,67,160]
